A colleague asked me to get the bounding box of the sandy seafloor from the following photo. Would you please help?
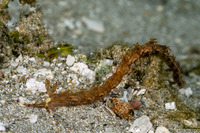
[0,0,200,132]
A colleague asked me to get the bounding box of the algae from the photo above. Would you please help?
[0,0,9,8]
[19,0,36,6]
[36,34,44,45]
[10,30,21,43]
[36,42,73,60]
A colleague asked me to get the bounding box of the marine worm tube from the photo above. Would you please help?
[22,39,185,111]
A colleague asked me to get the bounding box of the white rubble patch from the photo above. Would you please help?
[26,78,46,94]
[0,122,5,131]
[82,68,96,83]
[16,66,27,75]
[104,59,113,66]
[82,17,105,33]
[179,87,193,97]
[128,115,152,133]
[66,55,75,66]
[155,126,170,133]
[165,102,176,110]
[28,114,38,123]
[19,96,29,106]
[33,68,54,80]
[67,73,79,86]
[70,63,95,83]
[70,63,88,73]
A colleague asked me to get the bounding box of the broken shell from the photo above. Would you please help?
[109,98,134,119]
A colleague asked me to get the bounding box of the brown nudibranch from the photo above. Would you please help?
[22,39,185,118]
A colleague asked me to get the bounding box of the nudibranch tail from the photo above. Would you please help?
[23,101,46,108]
[22,79,54,110]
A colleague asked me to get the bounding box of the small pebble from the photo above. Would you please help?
[33,68,54,80]
[183,118,198,128]
[15,58,20,62]
[132,90,138,96]
[179,87,193,97]
[82,68,96,83]
[26,78,46,93]
[148,130,154,133]
[11,60,18,67]
[155,126,170,133]
[28,114,38,123]
[19,97,28,105]
[43,61,50,67]
[57,63,63,67]
[129,115,152,133]
[16,66,27,75]
[66,55,75,66]
[17,54,23,62]
[165,102,176,110]
[0,100,5,105]
[137,89,146,96]
[70,62,88,73]
[29,57,36,62]
[12,75,17,79]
